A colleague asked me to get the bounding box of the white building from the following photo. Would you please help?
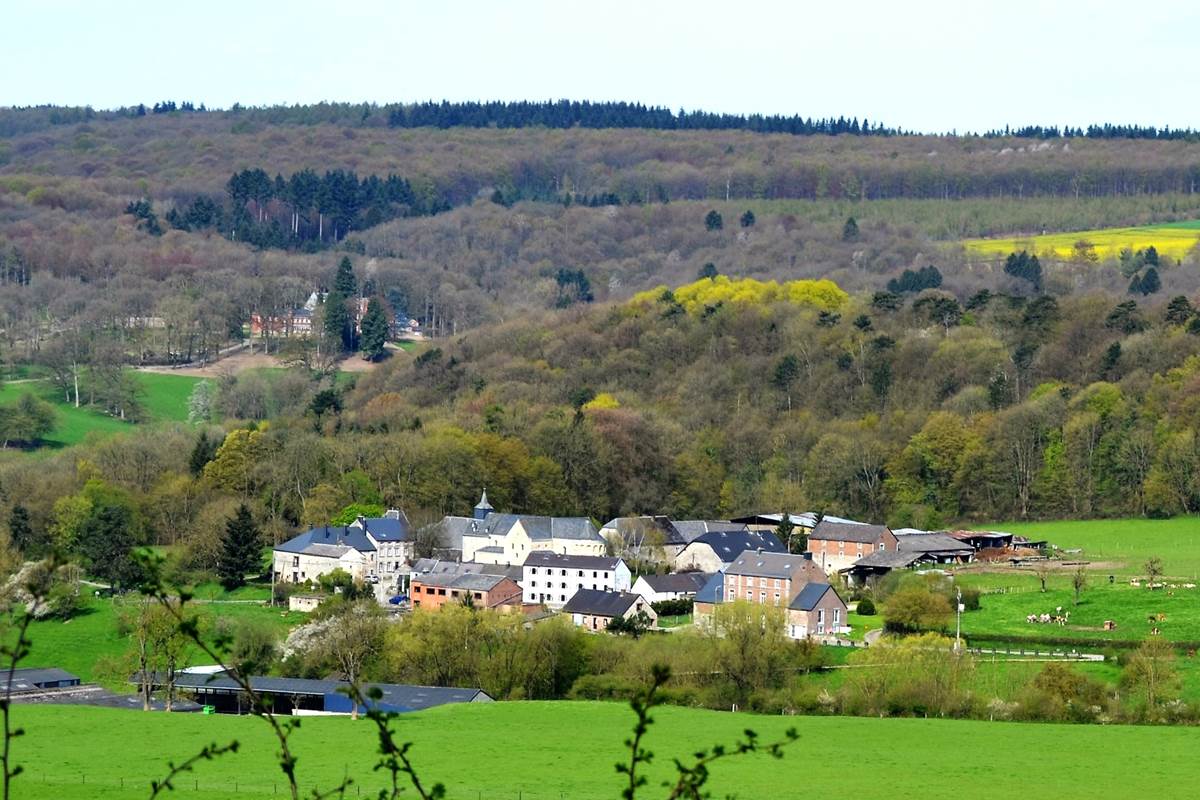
[630,572,712,604]
[271,509,412,587]
[463,513,606,566]
[522,552,630,608]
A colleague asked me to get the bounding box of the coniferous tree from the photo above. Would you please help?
[360,297,390,361]
[323,291,353,352]
[697,262,719,281]
[739,210,756,228]
[189,430,218,476]
[704,210,723,231]
[842,216,859,241]
[1138,267,1161,295]
[334,257,357,296]
[218,504,262,589]
[1165,295,1194,326]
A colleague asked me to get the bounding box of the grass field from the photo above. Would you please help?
[14,701,1200,799]
[23,595,305,683]
[0,372,200,449]
[983,517,1200,577]
[962,220,1200,262]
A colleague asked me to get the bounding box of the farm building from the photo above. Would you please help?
[786,583,849,639]
[165,674,492,715]
[410,572,523,611]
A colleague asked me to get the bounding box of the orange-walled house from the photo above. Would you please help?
[410,573,523,612]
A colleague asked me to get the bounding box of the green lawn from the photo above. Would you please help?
[14,701,1200,799]
[23,596,304,684]
[983,517,1200,577]
[0,371,201,449]
[957,578,1200,644]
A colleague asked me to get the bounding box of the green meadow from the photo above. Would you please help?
[986,517,1200,577]
[22,595,305,684]
[0,371,201,449]
[14,701,1200,800]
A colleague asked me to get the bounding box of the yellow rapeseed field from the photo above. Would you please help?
[963,224,1200,262]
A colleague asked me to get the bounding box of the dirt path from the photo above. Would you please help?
[135,346,400,378]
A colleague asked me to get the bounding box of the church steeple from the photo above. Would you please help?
[473,488,494,520]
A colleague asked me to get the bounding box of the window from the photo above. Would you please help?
[292,557,299,567]
[728,589,736,599]
[834,608,841,625]
[561,569,567,576]
[746,577,754,587]
[759,591,766,602]
[746,591,752,600]
[817,609,825,634]
[603,571,609,579]
[774,593,780,604]
[578,570,584,577]
[593,571,599,578]
[438,589,446,596]
[561,582,567,589]
[774,578,780,588]
[879,542,885,552]
[530,567,538,575]
[530,580,537,588]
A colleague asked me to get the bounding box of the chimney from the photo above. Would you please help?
[385,509,401,520]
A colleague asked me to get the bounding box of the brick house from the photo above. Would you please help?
[808,520,898,574]
[561,589,657,632]
[410,573,523,612]
[786,582,849,639]
[722,550,826,607]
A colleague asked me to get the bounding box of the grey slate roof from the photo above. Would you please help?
[169,674,490,711]
[672,520,748,542]
[410,559,521,580]
[426,516,480,550]
[896,533,975,554]
[694,572,724,603]
[684,530,786,563]
[414,572,513,592]
[481,514,601,542]
[601,516,688,546]
[725,550,818,579]
[1,667,80,692]
[637,572,712,593]
[523,552,622,571]
[275,526,376,555]
[810,520,890,544]
[847,550,926,569]
[789,582,839,611]
[355,513,411,542]
[562,589,645,617]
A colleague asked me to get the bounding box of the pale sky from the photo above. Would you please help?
[3,0,1198,133]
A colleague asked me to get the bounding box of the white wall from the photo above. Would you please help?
[524,561,631,608]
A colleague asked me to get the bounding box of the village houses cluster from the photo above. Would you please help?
[271,492,1034,639]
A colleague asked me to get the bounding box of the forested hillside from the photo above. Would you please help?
[3,103,1200,567]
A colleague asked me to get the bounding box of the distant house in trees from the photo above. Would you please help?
[522,552,631,608]
[562,589,657,632]
[599,516,689,563]
[673,530,786,573]
[250,291,420,340]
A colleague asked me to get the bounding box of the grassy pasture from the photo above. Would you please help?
[982,517,1200,577]
[0,371,200,449]
[962,221,1200,262]
[22,596,305,684]
[15,701,1200,800]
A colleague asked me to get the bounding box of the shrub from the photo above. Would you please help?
[856,597,876,616]
[651,598,693,617]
